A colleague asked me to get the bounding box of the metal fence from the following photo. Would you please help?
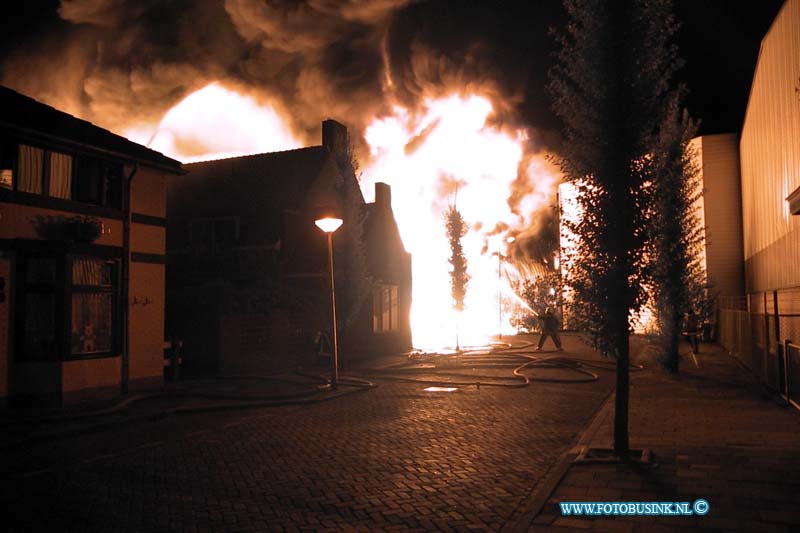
[719,309,753,369]
[787,342,800,411]
[719,289,800,410]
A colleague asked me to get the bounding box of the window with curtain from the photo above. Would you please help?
[17,144,44,194]
[3,142,123,208]
[70,257,116,356]
[16,253,119,361]
[48,151,73,199]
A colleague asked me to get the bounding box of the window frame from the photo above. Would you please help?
[17,143,46,195]
[72,154,123,209]
[48,150,74,200]
[189,216,241,254]
[0,137,124,211]
[68,256,121,359]
[372,283,400,334]
[15,251,66,362]
[14,246,122,362]
[1,138,19,189]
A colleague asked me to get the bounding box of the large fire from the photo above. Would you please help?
[361,94,558,349]
[126,82,560,350]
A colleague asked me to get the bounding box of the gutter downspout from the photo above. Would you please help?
[122,162,138,394]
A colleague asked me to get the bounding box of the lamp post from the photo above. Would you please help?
[315,215,343,390]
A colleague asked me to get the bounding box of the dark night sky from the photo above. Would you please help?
[0,0,787,139]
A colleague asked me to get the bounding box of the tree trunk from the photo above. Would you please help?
[667,317,680,374]
[614,323,630,457]
[662,296,681,374]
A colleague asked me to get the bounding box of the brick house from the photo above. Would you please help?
[166,120,412,374]
[0,86,183,407]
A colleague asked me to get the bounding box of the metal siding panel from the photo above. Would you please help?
[701,134,745,298]
[740,0,800,292]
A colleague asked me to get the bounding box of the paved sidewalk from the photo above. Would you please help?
[517,342,800,532]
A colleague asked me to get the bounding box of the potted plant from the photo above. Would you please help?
[65,216,103,242]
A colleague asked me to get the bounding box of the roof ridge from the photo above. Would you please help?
[184,145,326,166]
[0,86,92,127]
[0,85,182,170]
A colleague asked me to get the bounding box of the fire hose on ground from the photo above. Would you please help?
[3,341,643,433]
[352,340,644,389]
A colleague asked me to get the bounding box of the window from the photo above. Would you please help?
[18,144,44,194]
[373,284,399,333]
[189,217,240,254]
[0,140,16,189]
[48,151,73,199]
[1,140,123,209]
[70,257,116,356]
[75,156,123,208]
[16,252,119,361]
[214,219,238,249]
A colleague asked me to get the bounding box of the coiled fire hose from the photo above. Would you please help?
[355,340,644,389]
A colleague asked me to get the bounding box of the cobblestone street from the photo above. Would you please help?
[0,337,615,531]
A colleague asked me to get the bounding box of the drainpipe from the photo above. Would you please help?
[122,162,138,394]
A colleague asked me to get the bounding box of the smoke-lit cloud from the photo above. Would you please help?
[59,0,140,27]
[2,1,560,142]
[1,0,409,141]
[1,0,563,268]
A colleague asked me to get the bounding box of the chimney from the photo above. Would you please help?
[322,119,348,160]
[375,182,392,211]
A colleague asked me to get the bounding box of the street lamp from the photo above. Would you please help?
[315,215,343,390]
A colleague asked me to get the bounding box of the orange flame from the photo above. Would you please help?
[362,93,560,349]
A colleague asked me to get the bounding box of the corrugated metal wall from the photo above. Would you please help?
[699,133,745,299]
[740,0,800,293]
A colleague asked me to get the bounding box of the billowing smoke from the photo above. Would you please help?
[3,0,412,141]
[1,0,564,343]
[2,1,558,140]
[2,2,560,207]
